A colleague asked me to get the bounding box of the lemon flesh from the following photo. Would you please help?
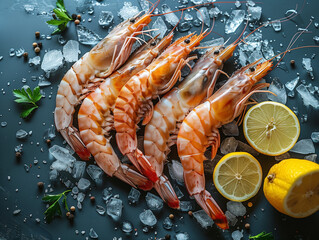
[243,101,300,156]
[213,152,263,202]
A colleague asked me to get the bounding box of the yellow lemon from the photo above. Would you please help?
[213,152,263,202]
[243,101,300,156]
[264,159,319,218]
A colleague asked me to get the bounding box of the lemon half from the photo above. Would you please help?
[213,152,263,202]
[264,159,319,218]
[243,101,300,156]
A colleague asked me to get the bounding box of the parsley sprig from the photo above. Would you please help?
[13,86,43,118]
[47,0,72,35]
[42,190,71,223]
[249,231,274,240]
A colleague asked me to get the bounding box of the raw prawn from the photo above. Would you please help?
[54,10,154,160]
[113,30,210,196]
[143,43,237,207]
[77,35,173,190]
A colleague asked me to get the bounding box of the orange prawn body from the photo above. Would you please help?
[77,36,173,190]
[54,13,152,160]
[177,60,273,229]
[143,44,237,208]
[114,32,207,184]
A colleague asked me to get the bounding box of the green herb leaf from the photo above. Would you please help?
[20,106,38,118]
[48,0,72,35]
[13,86,43,118]
[249,231,274,240]
[56,0,66,11]
[42,190,70,223]
[47,19,67,26]
[53,8,71,21]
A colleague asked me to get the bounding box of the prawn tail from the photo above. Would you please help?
[114,164,154,191]
[133,149,159,183]
[154,175,180,209]
[60,127,91,160]
[194,190,229,230]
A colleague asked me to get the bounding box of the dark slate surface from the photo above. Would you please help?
[0,0,318,239]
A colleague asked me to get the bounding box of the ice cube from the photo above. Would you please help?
[191,0,203,4]
[222,121,239,136]
[15,48,25,58]
[209,7,221,18]
[232,230,243,240]
[247,0,256,6]
[101,189,112,203]
[275,152,290,161]
[192,210,214,229]
[198,38,224,55]
[77,25,102,46]
[89,228,98,239]
[173,184,184,199]
[43,125,56,141]
[106,198,123,221]
[118,2,139,21]
[72,161,86,179]
[38,75,51,87]
[179,21,192,32]
[128,187,140,204]
[225,210,238,226]
[248,6,262,22]
[272,20,282,32]
[290,139,315,154]
[49,169,59,182]
[227,201,246,217]
[176,232,190,240]
[235,1,241,8]
[139,209,157,227]
[77,178,91,191]
[161,4,179,26]
[72,186,79,194]
[41,50,64,73]
[151,17,167,39]
[121,221,134,233]
[220,137,238,155]
[261,39,274,60]
[196,7,210,27]
[98,11,114,27]
[96,205,106,215]
[86,164,103,185]
[311,132,319,143]
[184,13,193,21]
[180,201,195,212]
[268,78,287,104]
[24,4,35,13]
[16,129,28,139]
[138,0,149,12]
[145,192,164,211]
[49,145,75,161]
[29,56,41,66]
[63,40,79,63]
[168,160,184,184]
[77,192,85,202]
[304,154,317,162]
[163,217,173,230]
[313,36,319,44]
[302,58,313,72]
[296,84,319,109]
[285,76,299,91]
[225,10,245,34]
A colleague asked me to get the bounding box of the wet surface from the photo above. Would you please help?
[0,0,319,239]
